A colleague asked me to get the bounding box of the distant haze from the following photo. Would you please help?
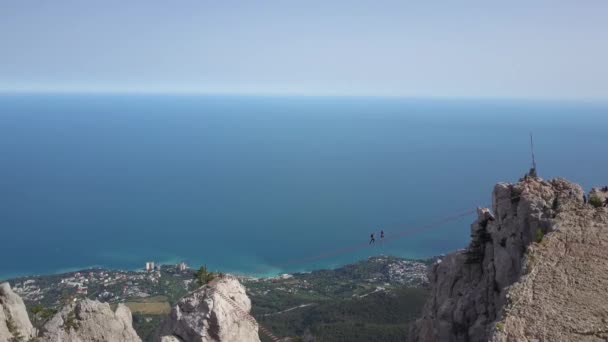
[1,0,607,100]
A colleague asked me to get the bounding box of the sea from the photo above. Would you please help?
[1,94,607,280]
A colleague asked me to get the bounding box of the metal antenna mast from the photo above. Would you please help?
[530,133,536,170]
[529,133,537,177]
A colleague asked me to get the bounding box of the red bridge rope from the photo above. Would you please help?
[252,191,529,275]
[252,208,477,275]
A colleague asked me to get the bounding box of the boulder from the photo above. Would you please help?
[40,299,141,342]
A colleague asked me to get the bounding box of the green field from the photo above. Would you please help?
[125,296,171,315]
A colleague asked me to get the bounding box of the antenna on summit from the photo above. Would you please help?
[528,133,537,178]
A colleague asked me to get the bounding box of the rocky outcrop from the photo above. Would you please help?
[40,299,141,342]
[1,275,261,342]
[492,192,608,341]
[410,176,605,342]
[1,282,142,342]
[158,276,261,342]
[0,282,35,342]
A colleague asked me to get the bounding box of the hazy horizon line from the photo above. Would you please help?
[1,89,607,105]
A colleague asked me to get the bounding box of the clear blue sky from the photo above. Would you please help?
[1,0,607,100]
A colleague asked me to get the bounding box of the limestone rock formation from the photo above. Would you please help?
[0,282,35,342]
[40,299,141,342]
[492,193,608,341]
[410,176,608,342]
[158,275,261,342]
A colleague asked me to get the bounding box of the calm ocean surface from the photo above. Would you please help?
[1,95,607,279]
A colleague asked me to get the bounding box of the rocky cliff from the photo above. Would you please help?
[158,275,261,342]
[0,282,35,342]
[410,177,608,342]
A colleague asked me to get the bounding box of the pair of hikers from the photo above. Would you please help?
[369,230,384,244]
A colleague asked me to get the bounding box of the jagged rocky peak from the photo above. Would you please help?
[410,176,594,342]
[39,299,142,342]
[158,275,261,342]
[0,282,35,342]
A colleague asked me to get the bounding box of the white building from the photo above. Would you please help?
[145,261,155,271]
[177,262,188,271]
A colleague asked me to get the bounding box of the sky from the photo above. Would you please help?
[1,0,607,100]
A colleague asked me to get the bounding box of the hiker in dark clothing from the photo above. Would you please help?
[583,194,588,204]
[369,233,375,244]
[380,230,384,239]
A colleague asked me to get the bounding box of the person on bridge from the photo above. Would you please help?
[369,233,375,244]
[380,230,384,239]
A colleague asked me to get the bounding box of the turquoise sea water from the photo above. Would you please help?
[1,95,607,279]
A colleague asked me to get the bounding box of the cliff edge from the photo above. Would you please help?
[410,177,608,342]
[0,282,35,342]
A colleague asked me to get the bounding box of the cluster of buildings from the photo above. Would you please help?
[11,279,43,302]
[11,268,165,305]
[6,260,198,310]
[385,259,428,286]
[145,261,188,272]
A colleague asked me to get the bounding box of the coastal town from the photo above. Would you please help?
[8,262,196,309]
[6,256,428,309]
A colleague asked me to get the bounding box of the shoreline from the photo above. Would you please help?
[0,255,434,284]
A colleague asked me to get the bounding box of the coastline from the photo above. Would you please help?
[0,254,433,284]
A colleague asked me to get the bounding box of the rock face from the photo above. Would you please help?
[410,176,608,342]
[0,282,35,342]
[492,191,608,341]
[40,299,141,342]
[158,276,261,342]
